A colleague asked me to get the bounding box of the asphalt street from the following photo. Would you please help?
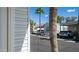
[30,34,79,52]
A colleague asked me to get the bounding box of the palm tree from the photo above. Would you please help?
[35,7,44,33]
[66,16,77,23]
[57,16,64,31]
[49,7,58,52]
[57,16,64,23]
[30,19,36,33]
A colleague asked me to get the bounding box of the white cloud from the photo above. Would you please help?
[45,14,48,17]
[67,8,76,12]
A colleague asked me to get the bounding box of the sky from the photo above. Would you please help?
[29,7,49,25]
[29,7,79,25]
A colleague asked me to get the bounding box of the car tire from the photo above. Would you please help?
[73,36,77,41]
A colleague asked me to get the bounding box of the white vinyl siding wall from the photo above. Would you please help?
[0,7,30,52]
[0,8,7,52]
[8,7,30,52]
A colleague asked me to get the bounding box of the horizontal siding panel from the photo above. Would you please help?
[14,42,28,48]
[15,8,28,11]
[15,16,28,19]
[15,23,27,25]
[15,32,26,35]
[15,31,28,34]
[14,46,27,49]
[14,43,28,48]
[15,15,27,19]
[11,8,29,52]
[14,38,27,40]
[14,37,28,40]
[14,34,26,37]
[15,13,28,18]
[15,19,28,22]
[15,27,28,30]
[14,47,28,52]
[14,31,27,34]
[15,26,28,28]
[15,11,28,15]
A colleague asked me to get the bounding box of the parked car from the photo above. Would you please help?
[58,31,74,39]
[58,31,79,41]
[34,30,44,35]
[72,31,79,41]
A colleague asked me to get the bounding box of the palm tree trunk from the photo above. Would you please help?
[77,11,79,38]
[49,7,58,52]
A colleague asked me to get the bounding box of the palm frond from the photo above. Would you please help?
[35,7,44,14]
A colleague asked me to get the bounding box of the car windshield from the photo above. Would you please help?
[60,31,72,33]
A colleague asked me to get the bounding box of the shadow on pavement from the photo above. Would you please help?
[75,41,79,43]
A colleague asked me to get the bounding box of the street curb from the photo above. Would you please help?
[31,34,76,43]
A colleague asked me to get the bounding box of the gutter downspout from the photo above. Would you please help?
[7,7,9,52]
